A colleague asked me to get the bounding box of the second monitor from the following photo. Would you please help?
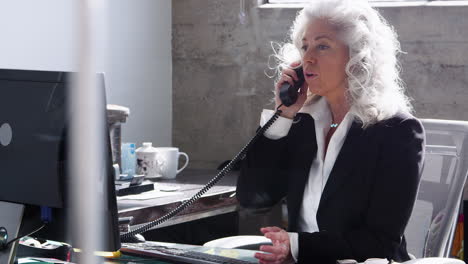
[0,69,121,261]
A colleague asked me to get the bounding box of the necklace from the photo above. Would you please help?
[330,123,339,128]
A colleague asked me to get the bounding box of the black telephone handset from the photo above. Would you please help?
[121,68,303,242]
[279,67,305,107]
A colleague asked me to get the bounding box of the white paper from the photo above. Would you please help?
[117,190,181,200]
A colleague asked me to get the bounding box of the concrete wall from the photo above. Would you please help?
[172,1,468,169]
[0,0,172,148]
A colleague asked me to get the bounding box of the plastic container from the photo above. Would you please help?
[121,143,136,176]
[106,104,130,169]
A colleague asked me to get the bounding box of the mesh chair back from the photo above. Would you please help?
[405,119,468,258]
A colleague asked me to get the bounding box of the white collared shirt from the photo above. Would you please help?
[259,96,354,262]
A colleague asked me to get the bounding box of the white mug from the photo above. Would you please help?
[155,147,189,179]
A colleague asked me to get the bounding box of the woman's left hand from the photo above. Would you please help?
[254,226,295,264]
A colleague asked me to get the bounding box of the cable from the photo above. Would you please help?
[5,223,46,248]
[120,105,284,241]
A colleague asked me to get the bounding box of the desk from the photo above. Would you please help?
[118,169,239,230]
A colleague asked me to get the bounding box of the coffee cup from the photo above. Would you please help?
[155,147,189,179]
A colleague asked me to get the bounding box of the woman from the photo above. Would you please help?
[236,0,425,263]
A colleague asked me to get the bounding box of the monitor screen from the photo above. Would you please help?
[0,68,120,252]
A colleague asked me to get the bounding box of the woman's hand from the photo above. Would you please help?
[254,226,295,264]
[275,62,308,119]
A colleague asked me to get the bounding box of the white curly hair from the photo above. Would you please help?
[271,0,412,127]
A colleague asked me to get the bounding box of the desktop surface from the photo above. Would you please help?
[118,169,239,229]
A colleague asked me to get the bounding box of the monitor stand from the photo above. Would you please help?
[0,201,25,264]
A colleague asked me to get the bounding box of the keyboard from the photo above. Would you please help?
[121,243,257,264]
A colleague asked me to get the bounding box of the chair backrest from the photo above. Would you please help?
[405,119,468,258]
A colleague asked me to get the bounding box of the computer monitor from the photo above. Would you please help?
[0,69,121,262]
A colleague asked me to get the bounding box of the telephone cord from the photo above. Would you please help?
[120,105,284,241]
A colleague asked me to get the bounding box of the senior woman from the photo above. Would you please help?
[236,0,425,263]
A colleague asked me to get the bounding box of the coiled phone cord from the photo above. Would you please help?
[120,105,284,241]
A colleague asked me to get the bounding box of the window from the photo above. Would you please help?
[267,0,460,3]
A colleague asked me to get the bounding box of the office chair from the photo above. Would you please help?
[403,119,468,262]
[204,118,468,264]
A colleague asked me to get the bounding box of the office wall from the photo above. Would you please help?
[172,1,468,169]
[107,0,172,148]
[0,1,78,71]
[0,0,172,148]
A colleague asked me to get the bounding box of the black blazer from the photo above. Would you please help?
[237,112,425,264]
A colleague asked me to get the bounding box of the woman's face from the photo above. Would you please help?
[301,18,350,100]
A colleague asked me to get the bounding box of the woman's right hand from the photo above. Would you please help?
[275,63,308,119]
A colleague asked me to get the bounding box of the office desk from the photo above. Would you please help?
[118,169,239,230]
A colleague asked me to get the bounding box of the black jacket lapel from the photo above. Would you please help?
[286,114,318,231]
[318,121,364,208]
